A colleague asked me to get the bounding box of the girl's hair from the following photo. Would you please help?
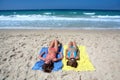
[42,61,54,73]
[67,58,78,68]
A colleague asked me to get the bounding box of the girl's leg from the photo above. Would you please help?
[54,39,58,52]
[73,41,77,49]
[48,40,55,51]
[73,41,80,60]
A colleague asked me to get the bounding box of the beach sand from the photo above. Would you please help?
[0,29,120,80]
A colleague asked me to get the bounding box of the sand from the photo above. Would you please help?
[0,29,120,80]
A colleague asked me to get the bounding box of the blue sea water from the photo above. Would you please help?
[0,10,120,29]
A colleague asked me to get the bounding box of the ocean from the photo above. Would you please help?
[0,9,120,29]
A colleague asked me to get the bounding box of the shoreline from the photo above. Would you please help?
[0,28,120,31]
[0,27,120,30]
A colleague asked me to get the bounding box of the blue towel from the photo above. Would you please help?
[32,46,63,71]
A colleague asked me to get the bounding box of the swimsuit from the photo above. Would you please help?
[67,46,77,58]
[50,47,56,51]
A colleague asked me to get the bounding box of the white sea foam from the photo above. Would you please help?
[83,12,96,15]
[0,14,120,22]
[43,12,52,15]
[92,15,120,18]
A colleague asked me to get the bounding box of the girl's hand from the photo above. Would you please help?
[53,58,58,62]
[75,56,80,60]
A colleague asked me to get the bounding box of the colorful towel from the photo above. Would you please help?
[62,45,95,71]
[32,46,63,71]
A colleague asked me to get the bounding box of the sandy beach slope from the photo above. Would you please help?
[0,29,120,80]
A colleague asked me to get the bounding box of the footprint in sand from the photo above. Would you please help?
[2,58,7,61]
[29,56,32,60]
[20,53,23,58]
[2,75,9,80]
[5,51,9,54]
[10,54,16,58]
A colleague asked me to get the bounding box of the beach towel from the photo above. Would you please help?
[62,45,95,71]
[32,46,63,71]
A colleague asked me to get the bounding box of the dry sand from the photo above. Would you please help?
[0,29,120,80]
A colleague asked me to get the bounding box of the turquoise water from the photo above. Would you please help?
[0,10,120,29]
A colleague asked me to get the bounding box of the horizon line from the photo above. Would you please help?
[0,9,120,11]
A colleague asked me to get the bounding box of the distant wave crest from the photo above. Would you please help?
[92,15,120,18]
[0,14,120,22]
[43,12,52,15]
[83,12,96,15]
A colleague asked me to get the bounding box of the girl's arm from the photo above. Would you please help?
[57,52,63,61]
[38,52,46,61]
[75,50,80,60]
[59,52,63,60]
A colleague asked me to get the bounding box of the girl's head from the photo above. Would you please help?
[67,58,78,68]
[42,61,54,73]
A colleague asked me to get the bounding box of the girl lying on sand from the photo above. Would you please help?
[65,41,80,68]
[39,39,63,73]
